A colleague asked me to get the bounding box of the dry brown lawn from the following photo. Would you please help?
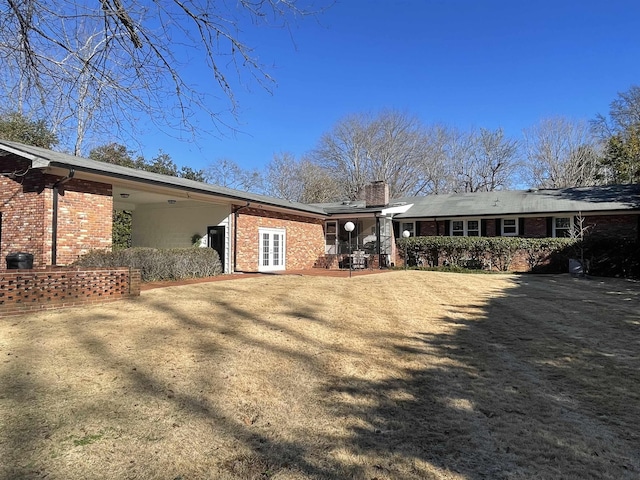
[1,271,639,480]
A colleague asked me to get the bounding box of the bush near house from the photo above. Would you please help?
[581,237,640,278]
[397,236,640,278]
[74,247,222,282]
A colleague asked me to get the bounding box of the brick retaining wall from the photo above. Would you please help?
[0,267,141,316]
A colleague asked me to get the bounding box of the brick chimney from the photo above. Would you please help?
[365,181,389,207]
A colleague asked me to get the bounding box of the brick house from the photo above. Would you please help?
[1,140,639,273]
[392,186,640,241]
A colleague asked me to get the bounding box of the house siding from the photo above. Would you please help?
[132,202,232,273]
[235,207,324,271]
[0,156,112,267]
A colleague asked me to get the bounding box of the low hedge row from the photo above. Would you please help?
[396,236,640,278]
[73,247,223,282]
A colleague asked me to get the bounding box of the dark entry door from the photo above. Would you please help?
[207,226,225,269]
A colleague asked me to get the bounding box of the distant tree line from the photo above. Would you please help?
[2,85,640,208]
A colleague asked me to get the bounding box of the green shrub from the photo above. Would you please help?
[74,247,223,282]
[398,236,576,272]
[397,235,639,278]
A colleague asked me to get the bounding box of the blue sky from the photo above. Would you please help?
[139,0,640,173]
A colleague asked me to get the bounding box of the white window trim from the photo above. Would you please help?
[449,218,481,237]
[400,221,416,237]
[552,216,573,238]
[501,217,519,237]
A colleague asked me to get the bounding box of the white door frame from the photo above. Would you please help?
[258,227,286,272]
[325,220,338,254]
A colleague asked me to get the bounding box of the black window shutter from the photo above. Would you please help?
[393,221,400,239]
[495,218,502,237]
[519,217,525,237]
[415,221,422,236]
[546,217,553,237]
[444,220,451,236]
[481,219,487,237]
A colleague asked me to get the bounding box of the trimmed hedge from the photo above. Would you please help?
[73,247,223,282]
[396,236,640,278]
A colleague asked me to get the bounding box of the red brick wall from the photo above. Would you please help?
[0,158,48,266]
[0,156,113,267]
[415,215,638,239]
[0,266,141,316]
[417,220,445,236]
[55,178,113,265]
[484,219,497,237]
[235,207,325,271]
[522,217,548,238]
[587,214,638,239]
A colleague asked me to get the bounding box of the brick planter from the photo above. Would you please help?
[0,266,141,316]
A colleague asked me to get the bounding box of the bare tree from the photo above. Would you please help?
[312,110,432,199]
[418,124,458,195]
[265,152,341,203]
[443,127,519,193]
[470,128,519,192]
[0,0,329,154]
[205,158,263,192]
[523,117,601,188]
[592,85,640,138]
[312,113,372,200]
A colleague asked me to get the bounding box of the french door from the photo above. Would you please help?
[259,228,286,272]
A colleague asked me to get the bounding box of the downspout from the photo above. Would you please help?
[51,168,75,265]
[232,202,251,273]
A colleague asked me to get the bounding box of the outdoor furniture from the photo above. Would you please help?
[351,250,367,269]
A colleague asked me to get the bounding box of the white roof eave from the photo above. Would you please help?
[381,203,414,216]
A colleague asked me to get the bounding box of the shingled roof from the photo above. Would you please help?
[0,140,327,216]
[393,185,640,219]
[2,140,639,219]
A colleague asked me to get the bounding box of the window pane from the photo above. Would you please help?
[452,221,463,232]
[468,220,479,231]
[468,230,479,236]
[262,233,270,266]
[504,219,516,226]
[273,234,280,266]
[555,217,571,237]
[402,222,414,235]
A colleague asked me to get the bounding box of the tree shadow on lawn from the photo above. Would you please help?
[3,274,640,479]
[52,285,364,479]
[325,275,640,479]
